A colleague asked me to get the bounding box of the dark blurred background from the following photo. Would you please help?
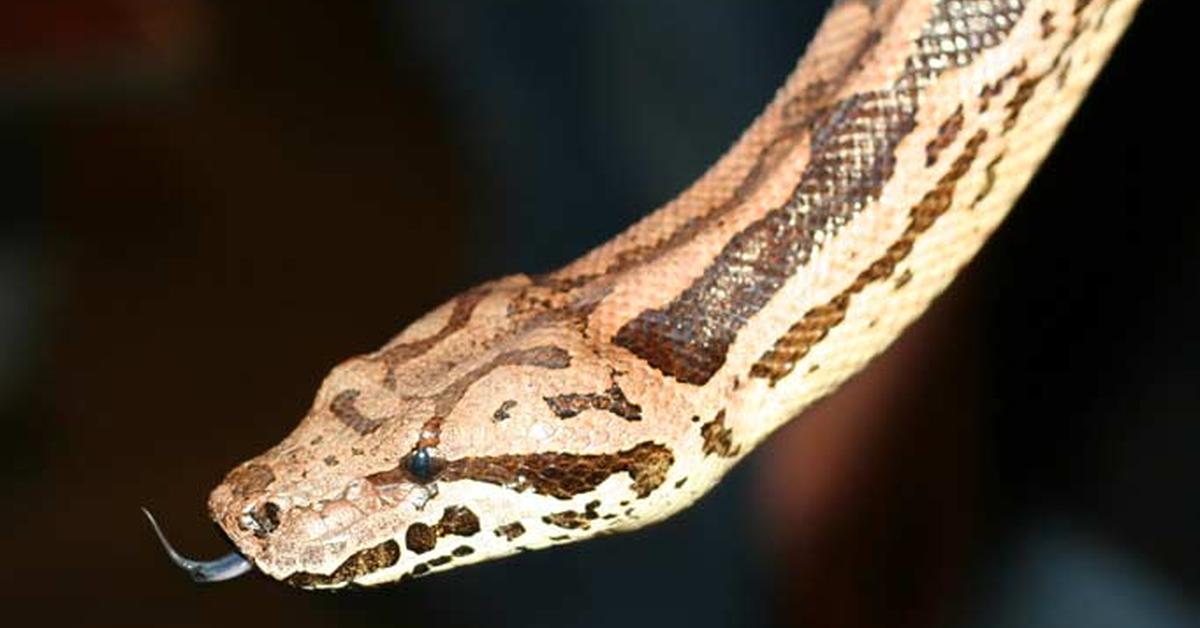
[0,1,1194,627]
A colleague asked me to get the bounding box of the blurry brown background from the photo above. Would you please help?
[0,1,1194,627]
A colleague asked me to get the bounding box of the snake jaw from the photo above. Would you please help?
[142,507,254,583]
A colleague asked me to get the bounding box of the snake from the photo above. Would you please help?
[145,0,1142,588]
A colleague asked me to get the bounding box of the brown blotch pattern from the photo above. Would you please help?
[377,289,489,388]
[1041,10,1057,38]
[978,60,1028,113]
[543,383,642,421]
[286,539,401,588]
[405,505,482,555]
[494,522,526,541]
[613,1,1025,386]
[437,442,675,500]
[225,463,275,499]
[1003,76,1043,133]
[700,410,740,458]
[329,389,382,435]
[971,151,1005,208]
[405,523,437,554]
[751,130,990,384]
[543,500,602,531]
[439,505,482,536]
[925,105,964,167]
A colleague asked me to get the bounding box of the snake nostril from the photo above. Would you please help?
[238,501,282,538]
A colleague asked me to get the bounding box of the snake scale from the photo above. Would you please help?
[146,0,1142,588]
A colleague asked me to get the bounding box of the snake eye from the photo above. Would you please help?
[405,447,445,484]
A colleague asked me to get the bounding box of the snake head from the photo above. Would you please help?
[201,276,690,588]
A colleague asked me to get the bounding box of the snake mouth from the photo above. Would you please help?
[142,507,255,583]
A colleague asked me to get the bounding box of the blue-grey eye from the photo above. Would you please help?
[406,448,443,483]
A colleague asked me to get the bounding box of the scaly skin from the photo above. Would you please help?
[203,0,1141,587]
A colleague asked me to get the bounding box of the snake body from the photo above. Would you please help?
[191,0,1141,587]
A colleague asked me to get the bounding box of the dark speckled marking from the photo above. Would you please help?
[543,500,602,530]
[544,383,642,421]
[1003,76,1043,133]
[700,410,740,458]
[494,522,526,541]
[493,400,518,422]
[925,105,964,167]
[330,389,382,435]
[971,151,1005,208]
[543,512,588,530]
[979,60,1028,113]
[614,1,1025,385]
[1004,2,1093,132]
[1041,10,1057,38]
[286,539,400,588]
